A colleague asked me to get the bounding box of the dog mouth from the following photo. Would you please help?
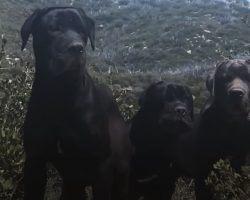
[55,50,84,59]
[159,115,193,130]
[49,56,84,77]
[225,103,250,118]
[231,104,244,112]
[159,120,193,139]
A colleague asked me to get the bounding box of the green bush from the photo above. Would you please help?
[0,68,33,200]
[206,159,250,200]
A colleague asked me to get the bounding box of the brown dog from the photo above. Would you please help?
[177,59,250,200]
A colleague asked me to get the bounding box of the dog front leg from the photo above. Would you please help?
[23,156,47,200]
[93,158,113,200]
[194,177,212,200]
[112,161,130,200]
[60,179,86,200]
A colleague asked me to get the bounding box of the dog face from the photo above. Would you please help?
[212,60,250,116]
[140,81,194,133]
[21,7,95,77]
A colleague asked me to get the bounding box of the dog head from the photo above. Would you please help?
[21,7,95,77]
[139,81,194,134]
[211,59,250,116]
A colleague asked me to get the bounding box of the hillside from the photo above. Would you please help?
[1,0,250,107]
[1,0,250,72]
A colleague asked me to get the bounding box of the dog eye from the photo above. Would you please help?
[50,25,63,32]
[56,25,63,31]
[221,75,232,83]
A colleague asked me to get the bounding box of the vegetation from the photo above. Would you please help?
[1,0,250,199]
[206,159,250,200]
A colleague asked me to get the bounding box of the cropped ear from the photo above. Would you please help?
[206,61,226,96]
[21,9,42,51]
[206,72,214,95]
[77,8,95,50]
[86,17,95,50]
[212,60,229,96]
[183,85,194,120]
[139,81,164,107]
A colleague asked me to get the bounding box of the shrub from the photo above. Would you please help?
[206,159,250,200]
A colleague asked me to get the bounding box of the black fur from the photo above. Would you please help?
[21,7,131,200]
[129,81,194,200]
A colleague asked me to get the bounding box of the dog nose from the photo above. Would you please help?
[175,106,187,117]
[68,43,84,54]
[229,89,245,99]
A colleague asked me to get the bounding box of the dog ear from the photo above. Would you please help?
[21,9,42,51]
[183,85,194,120]
[206,72,214,95]
[139,81,164,107]
[206,61,225,96]
[77,8,95,51]
[211,60,229,96]
[87,17,95,51]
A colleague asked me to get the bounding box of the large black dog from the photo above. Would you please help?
[176,59,250,200]
[129,81,194,200]
[21,7,131,200]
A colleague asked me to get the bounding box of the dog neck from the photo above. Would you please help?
[32,61,93,109]
[205,103,249,124]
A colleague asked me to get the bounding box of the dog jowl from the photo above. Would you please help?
[21,7,130,200]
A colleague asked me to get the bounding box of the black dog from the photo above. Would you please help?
[21,7,131,200]
[129,81,194,200]
[177,59,250,200]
